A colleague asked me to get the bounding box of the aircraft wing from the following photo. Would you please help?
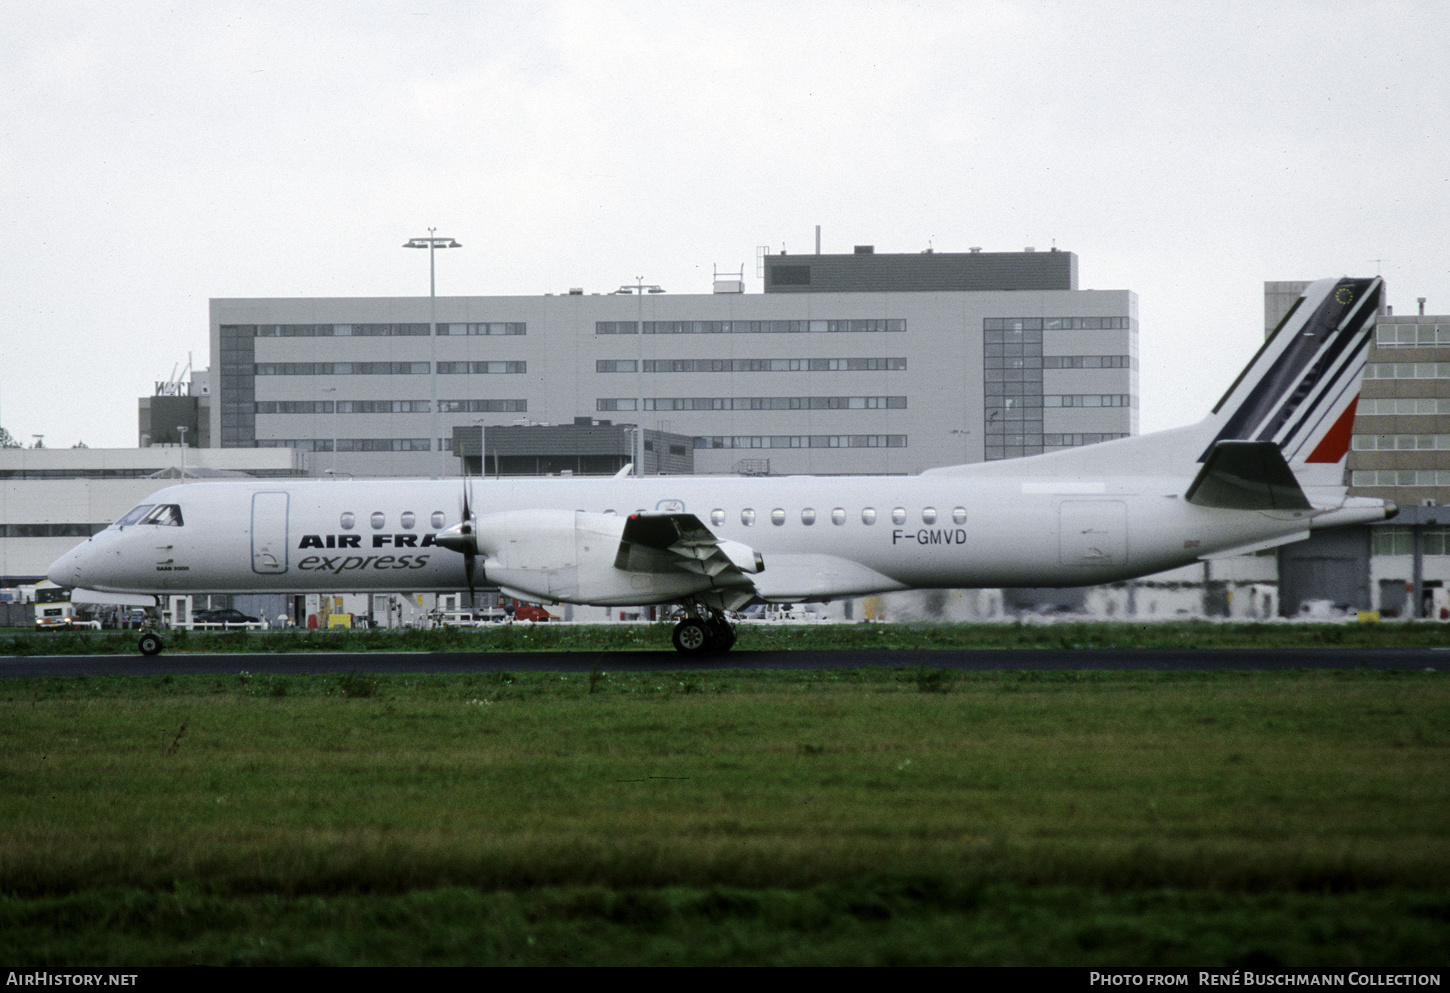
[613,512,763,591]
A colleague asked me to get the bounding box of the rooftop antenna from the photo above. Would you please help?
[1368,258,1389,275]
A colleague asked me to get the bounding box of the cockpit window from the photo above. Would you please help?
[114,504,155,528]
[139,504,184,527]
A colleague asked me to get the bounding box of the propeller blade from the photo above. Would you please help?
[461,477,477,601]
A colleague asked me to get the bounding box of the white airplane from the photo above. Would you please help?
[50,277,1394,656]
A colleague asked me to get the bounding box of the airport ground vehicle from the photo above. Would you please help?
[192,608,261,628]
[33,584,100,631]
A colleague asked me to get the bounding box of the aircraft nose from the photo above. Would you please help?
[48,546,83,587]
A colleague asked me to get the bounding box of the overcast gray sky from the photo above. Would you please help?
[4,0,1447,451]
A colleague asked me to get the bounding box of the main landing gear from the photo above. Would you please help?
[670,604,737,656]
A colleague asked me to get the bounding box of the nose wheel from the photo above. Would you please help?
[136,600,165,656]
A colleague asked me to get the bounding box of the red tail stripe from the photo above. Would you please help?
[1304,394,1359,464]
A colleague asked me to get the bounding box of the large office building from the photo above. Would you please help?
[208,246,1138,477]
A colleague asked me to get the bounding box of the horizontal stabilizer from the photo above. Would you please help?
[1185,440,1311,510]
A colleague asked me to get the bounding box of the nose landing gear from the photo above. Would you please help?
[137,599,164,656]
[670,604,737,656]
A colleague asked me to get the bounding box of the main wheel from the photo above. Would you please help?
[138,632,164,656]
[706,618,736,653]
[671,619,710,654]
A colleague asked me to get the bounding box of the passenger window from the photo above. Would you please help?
[341,512,356,530]
[370,512,386,530]
[401,511,416,529]
[710,508,725,526]
[953,507,967,525]
[922,507,937,525]
[891,508,906,525]
[771,508,786,526]
[831,508,846,526]
[862,508,877,525]
[430,510,446,529]
[741,508,756,526]
[801,508,816,526]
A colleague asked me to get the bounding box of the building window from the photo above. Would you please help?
[435,362,526,375]
[599,396,906,411]
[1358,398,1450,415]
[692,435,906,450]
[985,318,1044,460]
[1365,362,1450,379]
[1042,355,1135,369]
[1352,434,1450,451]
[438,322,526,336]
[1354,470,1450,487]
[1374,324,1450,348]
[1044,394,1135,408]
[638,357,907,373]
[438,399,527,413]
[1371,526,1450,555]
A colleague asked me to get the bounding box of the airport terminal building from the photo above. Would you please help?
[208,247,1139,477]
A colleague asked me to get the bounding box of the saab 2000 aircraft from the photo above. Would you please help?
[50,277,1395,655]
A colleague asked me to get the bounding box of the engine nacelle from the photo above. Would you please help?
[471,509,740,606]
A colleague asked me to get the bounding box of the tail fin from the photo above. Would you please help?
[1198,276,1382,490]
[924,276,1383,491]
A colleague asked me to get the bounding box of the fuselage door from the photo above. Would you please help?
[251,491,290,574]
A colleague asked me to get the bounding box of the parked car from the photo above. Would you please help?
[431,608,504,628]
[193,608,260,628]
[499,598,556,622]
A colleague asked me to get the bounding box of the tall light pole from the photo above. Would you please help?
[614,278,664,475]
[177,426,187,477]
[471,416,486,479]
[322,387,338,475]
[404,229,462,477]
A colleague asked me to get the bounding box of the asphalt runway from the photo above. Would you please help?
[1,647,1445,678]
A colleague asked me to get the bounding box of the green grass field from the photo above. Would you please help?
[1,666,1447,965]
